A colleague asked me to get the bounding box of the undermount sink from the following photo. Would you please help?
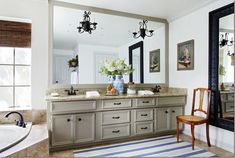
[138,90,154,96]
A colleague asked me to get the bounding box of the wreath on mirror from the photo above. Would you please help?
[68,55,78,68]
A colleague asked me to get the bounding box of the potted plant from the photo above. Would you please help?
[99,59,134,95]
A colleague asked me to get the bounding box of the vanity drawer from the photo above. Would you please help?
[157,97,185,106]
[225,103,234,112]
[102,99,132,109]
[227,93,234,101]
[135,98,155,107]
[101,124,130,139]
[102,110,130,125]
[51,101,96,113]
[135,109,154,122]
[135,122,154,135]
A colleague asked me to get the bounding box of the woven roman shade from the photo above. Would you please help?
[0,20,31,48]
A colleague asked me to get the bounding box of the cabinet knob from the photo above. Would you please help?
[67,119,71,122]
[165,111,168,114]
[112,130,120,133]
[172,110,175,113]
[112,116,120,119]
[142,101,150,104]
[78,118,82,121]
[141,127,148,130]
[141,114,148,117]
[114,102,121,105]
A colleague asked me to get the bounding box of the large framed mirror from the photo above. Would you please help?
[209,3,234,131]
[49,1,168,86]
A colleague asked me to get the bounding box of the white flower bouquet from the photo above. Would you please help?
[99,59,134,76]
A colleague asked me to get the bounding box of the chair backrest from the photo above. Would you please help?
[191,88,212,119]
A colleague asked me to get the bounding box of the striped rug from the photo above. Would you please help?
[74,135,218,157]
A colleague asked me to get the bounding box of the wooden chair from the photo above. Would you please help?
[176,88,212,150]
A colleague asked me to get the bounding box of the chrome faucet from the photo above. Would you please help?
[151,85,161,93]
[65,86,79,95]
[5,111,26,128]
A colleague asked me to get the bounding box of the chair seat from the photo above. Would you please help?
[177,115,207,124]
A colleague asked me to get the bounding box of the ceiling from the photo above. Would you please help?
[56,0,218,22]
[53,6,163,50]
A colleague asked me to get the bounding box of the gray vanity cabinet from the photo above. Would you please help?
[156,108,170,131]
[156,107,183,131]
[48,95,186,151]
[74,113,95,143]
[52,115,73,146]
[170,107,183,130]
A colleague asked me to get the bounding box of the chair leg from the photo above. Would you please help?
[206,123,211,147]
[191,125,195,150]
[176,120,179,142]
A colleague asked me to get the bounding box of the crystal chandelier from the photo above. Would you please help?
[133,20,154,39]
[77,11,97,34]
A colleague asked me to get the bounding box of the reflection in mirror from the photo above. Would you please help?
[218,13,234,122]
[129,41,143,83]
[52,6,166,84]
[132,48,141,83]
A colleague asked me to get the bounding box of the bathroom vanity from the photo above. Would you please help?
[46,88,187,151]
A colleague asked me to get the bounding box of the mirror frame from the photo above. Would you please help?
[209,2,234,131]
[48,0,169,86]
[129,41,144,83]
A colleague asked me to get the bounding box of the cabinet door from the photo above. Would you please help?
[52,115,73,146]
[156,108,170,131]
[74,113,95,143]
[170,107,183,130]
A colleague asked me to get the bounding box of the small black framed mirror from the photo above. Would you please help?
[209,3,234,131]
[129,41,144,83]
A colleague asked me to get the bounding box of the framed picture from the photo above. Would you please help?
[177,39,194,70]
[149,49,160,72]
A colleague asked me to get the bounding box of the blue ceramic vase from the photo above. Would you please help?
[113,75,124,95]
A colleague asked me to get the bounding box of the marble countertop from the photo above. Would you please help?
[46,91,187,102]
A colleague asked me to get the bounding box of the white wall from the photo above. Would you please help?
[169,0,234,152]
[78,44,118,83]
[119,26,165,83]
[0,0,48,109]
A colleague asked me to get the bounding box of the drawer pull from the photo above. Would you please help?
[141,114,148,116]
[78,118,82,121]
[141,127,148,130]
[112,130,120,133]
[114,102,122,105]
[172,110,175,113]
[142,101,150,104]
[112,116,120,119]
[165,111,168,114]
[67,119,71,122]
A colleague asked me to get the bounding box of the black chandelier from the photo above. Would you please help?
[133,20,154,39]
[77,11,97,34]
[219,32,234,48]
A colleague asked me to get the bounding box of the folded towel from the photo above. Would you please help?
[138,90,154,96]
[86,91,100,97]
[51,92,60,97]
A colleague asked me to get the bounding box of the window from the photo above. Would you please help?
[0,47,31,108]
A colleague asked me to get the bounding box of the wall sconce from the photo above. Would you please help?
[133,20,154,39]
